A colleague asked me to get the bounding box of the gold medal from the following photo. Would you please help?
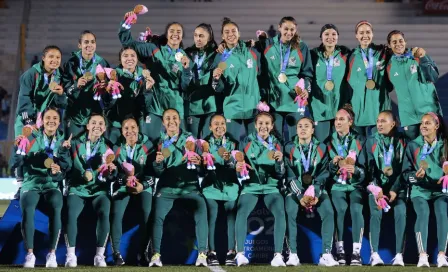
[302,173,313,185]
[278,73,287,83]
[218,62,227,70]
[142,69,151,80]
[218,147,227,157]
[84,72,93,81]
[161,148,171,158]
[84,170,93,182]
[267,150,275,160]
[420,160,429,170]
[175,52,184,62]
[49,82,58,91]
[383,167,393,177]
[324,80,334,91]
[366,79,376,90]
[44,158,54,168]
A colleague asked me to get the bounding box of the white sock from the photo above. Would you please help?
[67,247,75,255]
[96,247,105,256]
[353,242,361,254]
[336,241,344,253]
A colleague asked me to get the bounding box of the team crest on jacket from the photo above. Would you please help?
[376,60,385,70]
[333,58,340,67]
[247,59,253,69]
[172,64,180,73]
[410,64,417,74]
[288,57,296,66]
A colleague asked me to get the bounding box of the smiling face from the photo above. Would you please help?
[222,23,239,47]
[194,27,210,49]
[322,28,339,47]
[120,48,138,70]
[278,20,296,42]
[43,109,60,135]
[86,115,106,138]
[376,112,396,135]
[162,109,180,135]
[167,24,183,48]
[42,49,61,71]
[356,24,373,48]
[255,114,274,139]
[389,33,406,55]
[296,118,314,141]
[420,114,439,138]
[122,119,139,144]
[209,115,227,138]
[335,110,352,135]
[78,33,96,56]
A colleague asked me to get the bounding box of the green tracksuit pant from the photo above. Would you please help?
[206,198,236,251]
[331,189,364,244]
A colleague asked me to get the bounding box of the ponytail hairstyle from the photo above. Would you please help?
[424,112,448,161]
[196,23,218,51]
[338,103,355,127]
[378,110,399,133]
[221,17,239,34]
[278,16,301,51]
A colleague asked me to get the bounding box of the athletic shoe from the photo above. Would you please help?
[45,252,57,268]
[195,252,208,267]
[94,254,107,267]
[319,253,339,266]
[370,252,384,266]
[149,253,163,267]
[113,252,125,266]
[225,252,236,266]
[350,253,362,266]
[65,253,77,268]
[417,254,430,268]
[271,253,286,267]
[391,253,404,266]
[207,252,219,266]
[336,252,346,265]
[23,253,36,268]
[235,252,249,267]
[286,253,300,266]
[437,254,448,268]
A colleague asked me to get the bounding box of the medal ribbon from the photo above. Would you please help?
[299,142,313,173]
[383,137,394,167]
[361,48,374,80]
[257,135,275,151]
[78,54,97,75]
[420,139,437,161]
[43,70,58,86]
[210,136,227,152]
[279,41,291,74]
[86,140,101,170]
[126,144,136,163]
[162,133,178,149]
[220,48,234,62]
[325,55,334,81]
[194,52,206,73]
[123,68,143,83]
[44,134,56,159]
[336,135,350,157]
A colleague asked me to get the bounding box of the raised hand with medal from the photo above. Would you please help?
[362,48,376,90]
[382,138,394,177]
[417,139,437,177]
[211,136,228,158]
[299,142,313,185]
[257,135,278,160]
[278,41,291,83]
[161,133,178,158]
[45,71,63,95]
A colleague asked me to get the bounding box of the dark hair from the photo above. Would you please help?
[387,30,405,45]
[162,108,180,119]
[195,23,218,50]
[254,112,282,140]
[118,46,137,62]
[121,116,139,128]
[42,45,61,57]
[221,17,239,34]
[278,16,301,50]
[296,116,315,128]
[157,22,185,48]
[209,114,225,126]
[42,106,61,119]
[88,113,106,123]
[378,110,399,133]
[78,30,97,45]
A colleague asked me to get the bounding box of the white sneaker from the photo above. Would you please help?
[94,254,107,267]
[45,252,57,268]
[319,253,339,266]
[195,252,208,267]
[370,252,384,266]
[235,252,249,267]
[417,254,430,267]
[23,253,36,268]
[437,255,448,268]
[65,253,77,268]
[392,253,404,266]
[271,253,286,267]
[149,253,163,267]
[286,253,300,266]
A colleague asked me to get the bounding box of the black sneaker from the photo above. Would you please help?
[350,253,362,266]
[225,252,236,266]
[113,252,125,266]
[207,252,219,266]
[137,251,149,267]
[336,252,346,265]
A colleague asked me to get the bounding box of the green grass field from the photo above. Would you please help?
[0,265,438,272]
